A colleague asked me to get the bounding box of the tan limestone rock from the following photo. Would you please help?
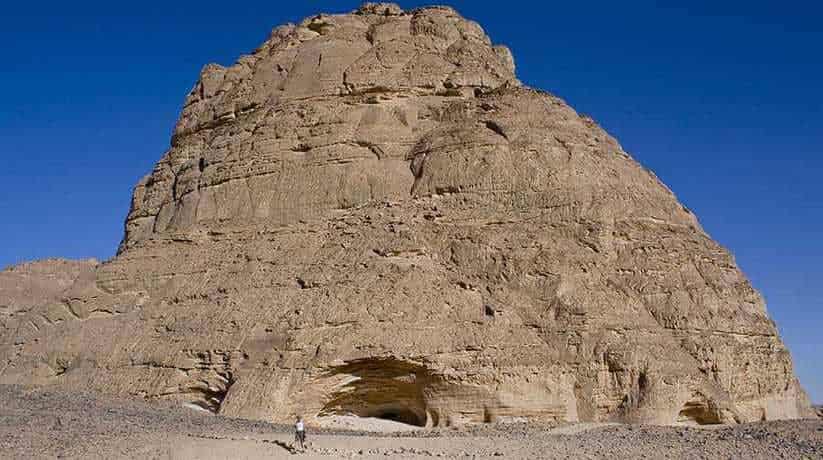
[0,4,814,427]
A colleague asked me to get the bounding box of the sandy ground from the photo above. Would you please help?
[1,385,821,459]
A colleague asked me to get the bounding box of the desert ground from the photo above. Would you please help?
[1,385,820,459]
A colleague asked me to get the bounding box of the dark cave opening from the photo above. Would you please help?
[319,357,434,427]
[677,401,723,425]
[484,304,495,318]
[370,406,427,427]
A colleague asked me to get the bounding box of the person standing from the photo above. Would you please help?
[294,416,306,450]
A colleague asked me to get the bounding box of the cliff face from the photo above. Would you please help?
[0,3,813,426]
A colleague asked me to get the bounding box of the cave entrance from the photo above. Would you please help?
[318,357,434,428]
[677,401,723,425]
[368,405,427,427]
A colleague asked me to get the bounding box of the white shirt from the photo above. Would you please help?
[296,421,304,432]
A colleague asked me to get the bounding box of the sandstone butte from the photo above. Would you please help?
[0,3,815,428]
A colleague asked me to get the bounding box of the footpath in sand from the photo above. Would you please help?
[1,385,821,459]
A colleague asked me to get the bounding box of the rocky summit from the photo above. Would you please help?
[0,3,814,427]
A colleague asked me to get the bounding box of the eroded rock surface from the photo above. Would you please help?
[0,3,813,426]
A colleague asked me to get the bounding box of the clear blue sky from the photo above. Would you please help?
[1,1,820,402]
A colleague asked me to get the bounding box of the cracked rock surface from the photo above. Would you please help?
[0,3,814,427]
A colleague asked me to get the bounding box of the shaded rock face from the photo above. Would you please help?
[0,4,813,426]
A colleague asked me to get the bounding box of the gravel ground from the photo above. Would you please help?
[1,385,821,459]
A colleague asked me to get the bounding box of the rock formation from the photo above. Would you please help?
[0,259,98,315]
[0,3,814,426]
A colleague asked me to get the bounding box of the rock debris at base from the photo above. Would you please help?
[1,385,821,459]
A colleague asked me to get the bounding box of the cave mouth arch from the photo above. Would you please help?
[318,357,435,428]
[677,400,723,425]
[365,404,427,427]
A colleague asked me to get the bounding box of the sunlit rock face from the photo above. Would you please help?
[0,3,813,426]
